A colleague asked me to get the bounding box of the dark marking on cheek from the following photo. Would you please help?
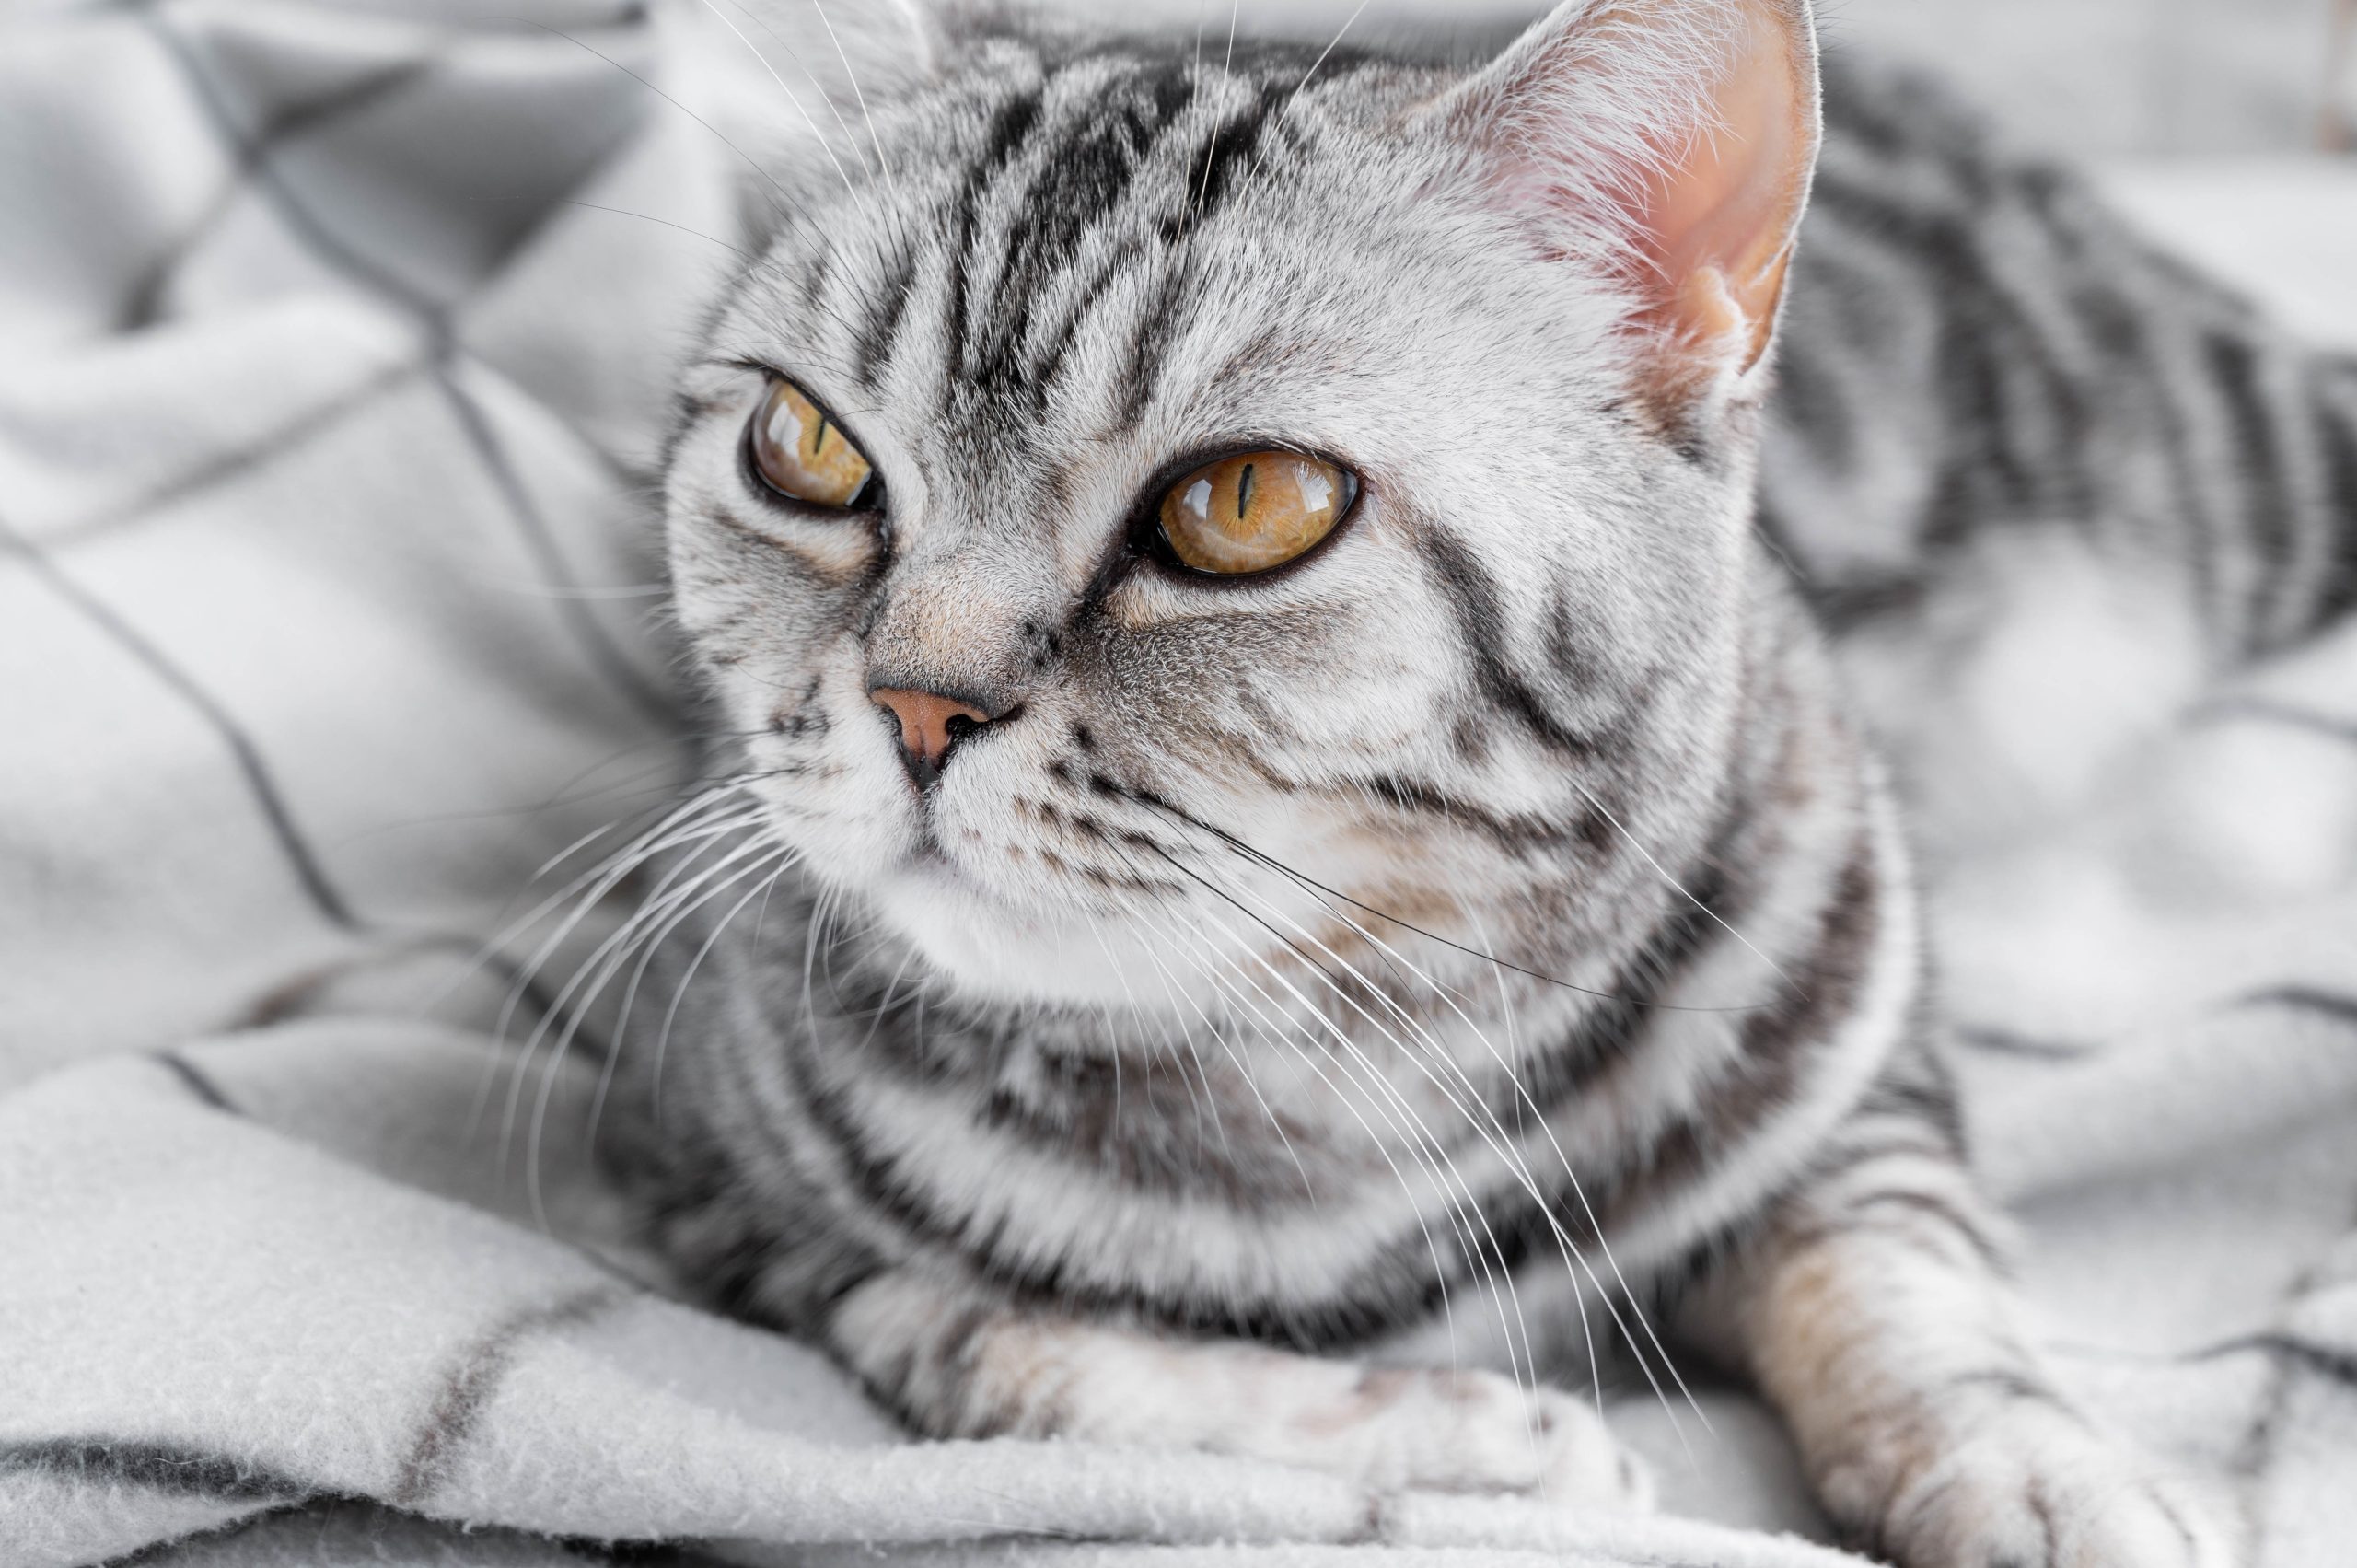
[772,675,830,738]
[1019,618,1063,670]
[1069,722,1095,753]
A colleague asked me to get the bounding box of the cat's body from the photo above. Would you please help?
[1771,59,2357,861]
[606,4,2351,1562]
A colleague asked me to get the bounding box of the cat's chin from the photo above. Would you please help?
[866,857,1180,1013]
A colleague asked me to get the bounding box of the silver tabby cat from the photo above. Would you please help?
[613,0,2354,1561]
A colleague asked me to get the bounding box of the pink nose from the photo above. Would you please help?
[870,687,993,778]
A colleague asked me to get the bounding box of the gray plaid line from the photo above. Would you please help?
[231,928,568,1045]
[35,360,423,550]
[2235,985,2357,1030]
[137,4,676,726]
[0,521,594,1026]
[155,1049,238,1113]
[1953,1025,2098,1062]
[429,364,676,725]
[138,5,441,315]
[119,56,442,331]
[0,1435,320,1504]
[0,513,362,934]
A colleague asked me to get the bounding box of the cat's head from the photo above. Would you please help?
[661,0,1820,1011]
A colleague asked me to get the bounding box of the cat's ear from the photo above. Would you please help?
[1429,0,1820,411]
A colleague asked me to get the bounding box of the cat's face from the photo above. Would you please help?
[662,3,1817,1011]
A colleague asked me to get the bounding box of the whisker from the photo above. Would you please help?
[1570,778,1794,990]
[1233,0,1370,206]
[698,0,866,202]
[1171,821,1708,1447]
[1187,0,1242,225]
[523,19,806,215]
[466,194,752,259]
[1096,865,1318,1208]
[1183,896,1547,1423]
[1173,872,1546,1423]
[1120,787,1774,1013]
[637,846,801,1170]
[810,0,901,201]
[1146,898,1479,1367]
[587,831,801,1152]
[1125,830,1546,1409]
[498,816,775,1187]
[465,790,765,1135]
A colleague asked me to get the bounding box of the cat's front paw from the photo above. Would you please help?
[1288,1366,1655,1513]
[1834,1400,2237,1568]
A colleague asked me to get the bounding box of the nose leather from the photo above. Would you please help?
[870,687,994,780]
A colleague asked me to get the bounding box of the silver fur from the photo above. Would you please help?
[596,5,2294,1563]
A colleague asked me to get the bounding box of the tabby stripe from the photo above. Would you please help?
[854,238,921,385]
[971,62,1195,398]
[1413,526,1603,759]
[2314,366,2357,626]
[1810,182,2082,546]
[1119,256,1197,428]
[1505,827,1887,1279]
[1183,76,1294,228]
[785,993,1512,1349]
[1339,772,1603,858]
[2202,328,2297,646]
[1027,240,1147,401]
[943,87,1044,390]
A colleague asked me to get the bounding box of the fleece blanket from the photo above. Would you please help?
[5,2,2357,1564]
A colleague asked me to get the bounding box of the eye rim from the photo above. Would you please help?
[1132,443,1364,584]
[738,372,886,515]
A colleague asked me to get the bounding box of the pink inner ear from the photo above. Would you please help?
[1629,5,1815,373]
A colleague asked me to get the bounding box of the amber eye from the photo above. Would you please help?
[1155,450,1355,575]
[748,378,877,509]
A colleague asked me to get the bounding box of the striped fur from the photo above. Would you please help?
[598,3,2327,1562]
[1771,57,2357,858]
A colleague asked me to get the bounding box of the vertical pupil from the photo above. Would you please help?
[808,410,830,460]
[1236,461,1255,521]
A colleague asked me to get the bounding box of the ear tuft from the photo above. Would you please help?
[1434,0,1820,412]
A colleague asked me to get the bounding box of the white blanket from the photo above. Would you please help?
[6,4,2357,1565]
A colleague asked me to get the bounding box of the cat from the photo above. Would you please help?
[596,0,2357,1561]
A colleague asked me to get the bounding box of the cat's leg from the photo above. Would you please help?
[826,1269,1653,1511]
[1688,1125,2240,1568]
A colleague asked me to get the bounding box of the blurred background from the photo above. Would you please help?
[1114,0,2357,154]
